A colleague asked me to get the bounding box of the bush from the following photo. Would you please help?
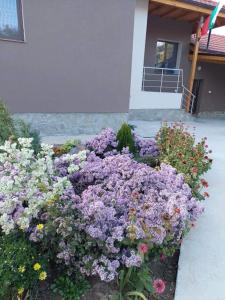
[53,139,81,157]
[0,233,49,299]
[0,100,15,144]
[0,100,41,153]
[0,138,71,234]
[51,275,90,300]
[157,123,212,200]
[116,123,136,154]
[85,125,159,161]
[53,152,203,282]
[14,119,41,154]
[0,120,211,299]
[85,128,118,157]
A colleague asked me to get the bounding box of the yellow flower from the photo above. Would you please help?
[46,199,54,206]
[36,224,44,231]
[33,263,41,271]
[18,265,26,273]
[39,271,47,281]
[18,287,24,295]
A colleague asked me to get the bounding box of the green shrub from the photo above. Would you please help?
[156,122,212,200]
[0,100,41,153]
[14,119,41,154]
[51,275,90,300]
[0,233,49,299]
[53,139,81,157]
[116,123,136,154]
[0,100,15,144]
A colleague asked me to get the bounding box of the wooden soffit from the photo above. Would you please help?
[189,53,225,64]
[149,0,225,27]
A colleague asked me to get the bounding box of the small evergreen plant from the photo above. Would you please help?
[116,123,136,154]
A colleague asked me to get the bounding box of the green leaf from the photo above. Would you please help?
[126,291,148,300]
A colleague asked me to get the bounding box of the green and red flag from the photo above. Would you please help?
[201,0,225,36]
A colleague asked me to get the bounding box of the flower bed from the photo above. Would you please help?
[0,123,211,300]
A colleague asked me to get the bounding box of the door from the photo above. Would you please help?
[192,79,203,114]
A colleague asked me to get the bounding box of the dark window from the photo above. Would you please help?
[156,41,179,69]
[0,0,24,41]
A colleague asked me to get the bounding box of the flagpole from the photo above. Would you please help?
[186,17,203,113]
[207,29,212,49]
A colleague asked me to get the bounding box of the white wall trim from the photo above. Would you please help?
[129,0,149,107]
[129,0,182,110]
[130,91,182,109]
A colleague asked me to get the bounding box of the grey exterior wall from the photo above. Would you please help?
[0,0,135,113]
[196,62,225,113]
[144,15,192,86]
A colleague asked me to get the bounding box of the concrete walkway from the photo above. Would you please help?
[173,119,225,300]
[43,118,225,300]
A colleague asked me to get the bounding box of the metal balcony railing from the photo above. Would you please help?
[142,67,196,113]
[142,67,183,93]
[181,86,196,114]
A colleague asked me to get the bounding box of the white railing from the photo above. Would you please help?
[142,67,196,113]
[181,86,196,114]
[142,67,183,93]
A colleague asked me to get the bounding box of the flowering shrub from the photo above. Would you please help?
[85,128,118,156]
[85,125,159,160]
[0,233,49,299]
[53,153,203,283]
[134,133,159,158]
[0,138,71,234]
[157,123,212,200]
[0,121,211,299]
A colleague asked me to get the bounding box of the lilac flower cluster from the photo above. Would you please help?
[85,128,118,156]
[85,127,159,158]
[134,134,159,158]
[60,153,203,281]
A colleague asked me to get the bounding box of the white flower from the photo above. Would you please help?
[18,138,33,148]
[0,138,71,234]
[68,164,79,174]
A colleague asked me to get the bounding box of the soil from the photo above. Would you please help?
[149,250,180,300]
[37,250,179,300]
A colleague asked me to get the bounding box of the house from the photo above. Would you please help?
[0,0,225,136]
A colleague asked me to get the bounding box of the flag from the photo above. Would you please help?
[201,0,225,36]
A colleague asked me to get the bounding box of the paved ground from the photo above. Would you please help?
[43,118,225,300]
[41,134,95,145]
[173,119,225,300]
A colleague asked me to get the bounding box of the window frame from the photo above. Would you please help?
[0,0,25,42]
[155,39,182,70]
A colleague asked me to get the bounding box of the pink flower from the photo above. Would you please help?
[138,243,148,254]
[160,253,166,262]
[153,279,166,294]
